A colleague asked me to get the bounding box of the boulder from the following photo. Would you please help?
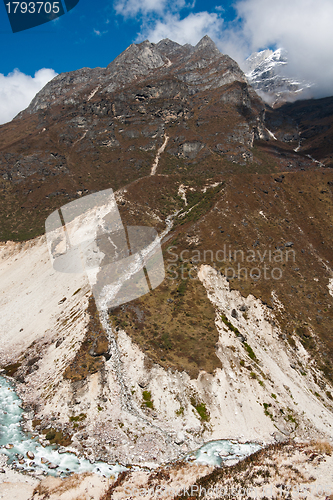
[175,431,185,445]
[48,463,59,469]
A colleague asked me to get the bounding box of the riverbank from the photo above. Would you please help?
[0,453,111,500]
[2,440,332,500]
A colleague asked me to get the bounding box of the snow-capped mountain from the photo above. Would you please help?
[244,48,313,107]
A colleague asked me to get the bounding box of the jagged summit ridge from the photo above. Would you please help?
[155,38,194,61]
[20,36,246,116]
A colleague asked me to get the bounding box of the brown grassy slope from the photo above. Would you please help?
[109,265,221,379]
[109,169,333,383]
[3,166,332,384]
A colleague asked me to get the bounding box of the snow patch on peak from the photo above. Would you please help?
[245,48,288,82]
[244,49,274,74]
[244,48,313,106]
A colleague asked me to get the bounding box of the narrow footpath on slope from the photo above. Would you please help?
[150,134,169,175]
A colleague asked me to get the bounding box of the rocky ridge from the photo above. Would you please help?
[21,36,246,117]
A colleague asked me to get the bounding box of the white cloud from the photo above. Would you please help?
[138,11,224,46]
[234,0,333,97]
[114,0,186,18]
[94,28,108,36]
[0,68,57,125]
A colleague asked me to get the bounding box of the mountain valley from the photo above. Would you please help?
[0,36,333,499]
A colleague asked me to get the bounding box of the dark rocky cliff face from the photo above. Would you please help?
[265,95,333,167]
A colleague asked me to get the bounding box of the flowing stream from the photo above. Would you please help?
[194,440,262,466]
[0,376,125,477]
[0,375,262,478]
[0,376,261,477]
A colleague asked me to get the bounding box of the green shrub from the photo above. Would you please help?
[176,406,184,416]
[191,397,210,422]
[161,332,172,350]
[220,314,241,336]
[69,413,86,422]
[45,429,56,441]
[243,342,257,361]
[142,390,154,409]
[177,280,187,296]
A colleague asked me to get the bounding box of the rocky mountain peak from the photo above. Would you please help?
[195,34,220,54]
[0,33,272,240]
[106,39,167,75]
[155,38,181,53]
[18,36,247,117]
[155,38,194,62]
[243,49,274,74]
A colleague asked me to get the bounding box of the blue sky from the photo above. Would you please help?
[0,0,332,124]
